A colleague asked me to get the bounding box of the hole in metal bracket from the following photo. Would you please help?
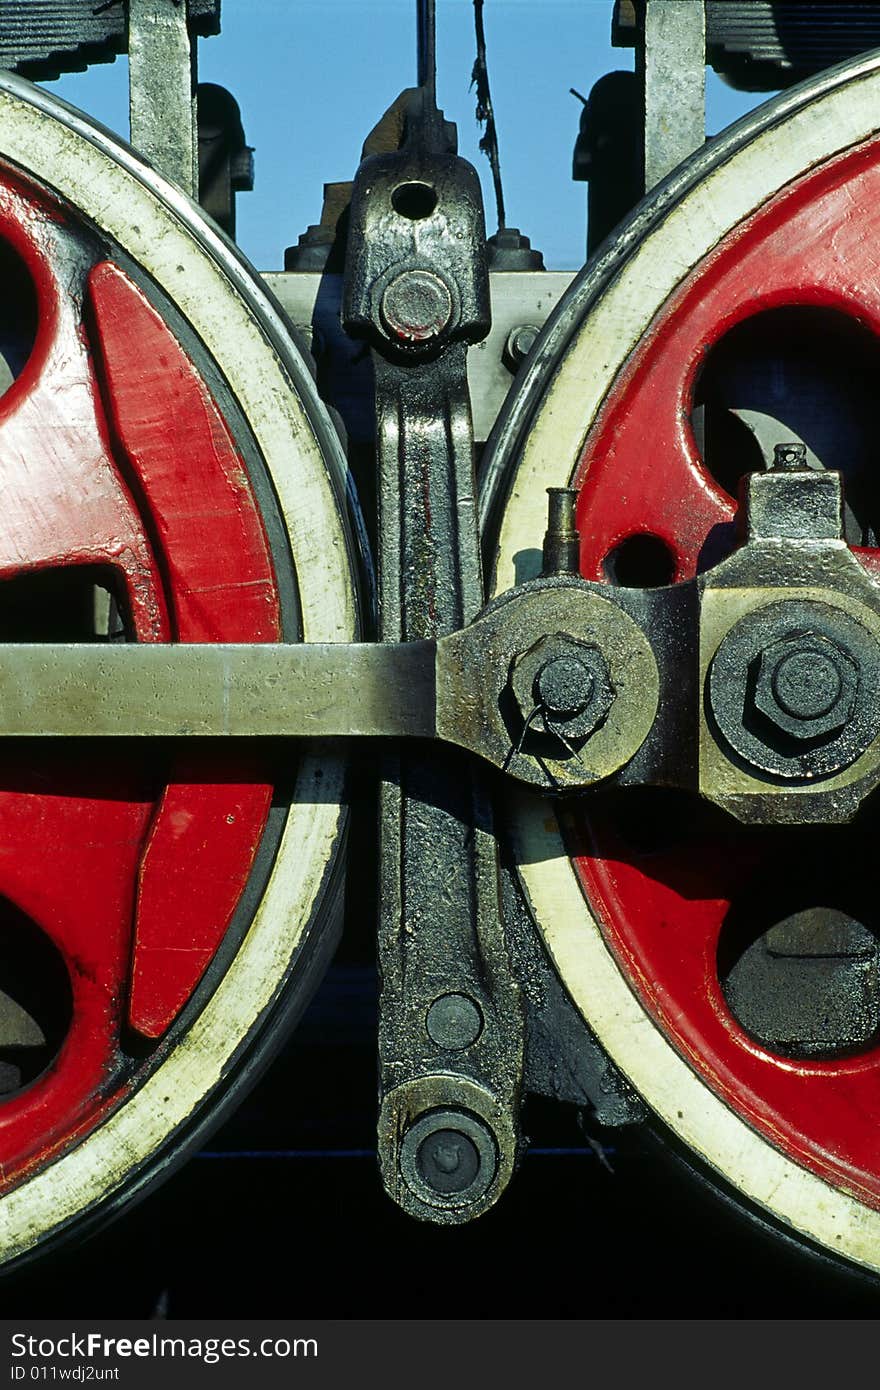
[391,182,438,220]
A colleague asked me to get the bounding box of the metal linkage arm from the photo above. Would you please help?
[0,578,658,784]
[6,454,880,833]
[0,641,435,740]
[3,453,880,824]
[343,18,526,1227]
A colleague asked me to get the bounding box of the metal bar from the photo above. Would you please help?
[641,0,706,190]
[416,0,436,107]
[375,350,484,642]
[129,0,198,196]
[0,642,436,739]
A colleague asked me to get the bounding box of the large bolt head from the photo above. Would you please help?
[510,633,615,743]
[753,632,859,742]
[399,1109,497,1208]
[707,598,880,784]
[380,268,453,344]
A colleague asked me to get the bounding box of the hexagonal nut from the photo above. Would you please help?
[509,633,615,744]
[752,632,859,742]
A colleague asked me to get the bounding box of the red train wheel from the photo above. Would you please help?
[485,51,880,1273]
[0,76,359,1266]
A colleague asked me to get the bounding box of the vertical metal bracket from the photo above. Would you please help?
[640,0,706,190]
[128,0,198,196]
[343,1,525,1224]
[575,1,706,254]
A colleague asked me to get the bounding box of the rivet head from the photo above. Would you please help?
[426,993,483,1050]
[416,1129,480,1194]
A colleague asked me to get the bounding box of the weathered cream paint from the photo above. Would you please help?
[0,80,356,1262]
[492,61,880,1270]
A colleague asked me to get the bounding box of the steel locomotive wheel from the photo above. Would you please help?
[0,75,359,1268]
[484,51,880,1275]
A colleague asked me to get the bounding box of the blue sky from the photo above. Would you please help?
[50,0,763,272]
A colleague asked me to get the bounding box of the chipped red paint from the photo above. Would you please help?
[573,136,880,1203]
[0,174,279,1183]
